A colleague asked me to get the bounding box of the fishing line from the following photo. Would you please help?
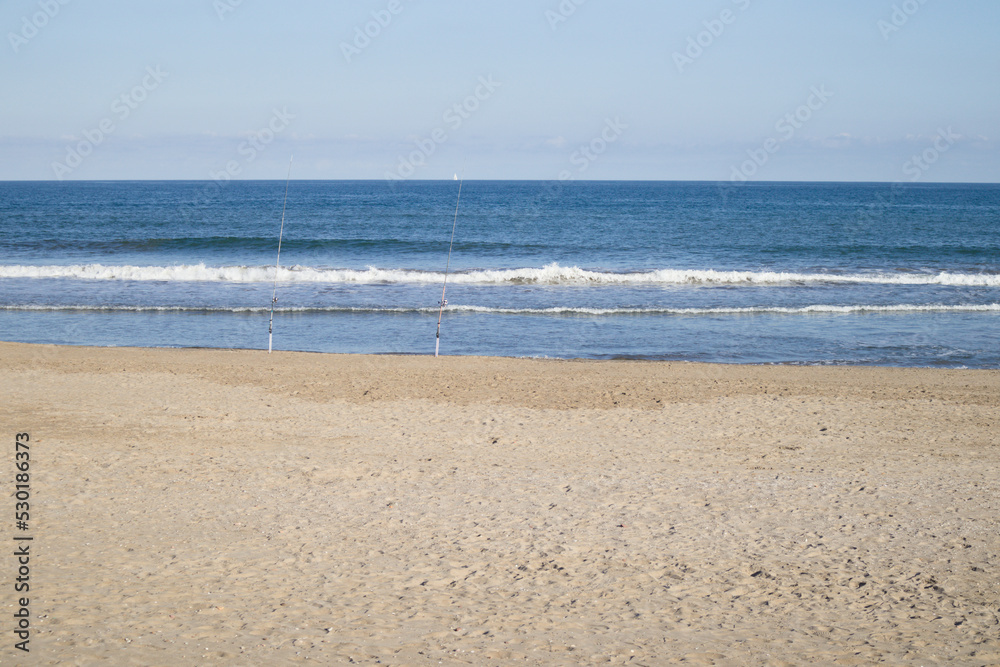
[435,171,464,357]
[268,155,293,354]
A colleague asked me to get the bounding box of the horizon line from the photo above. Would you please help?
[3,178,1000,186]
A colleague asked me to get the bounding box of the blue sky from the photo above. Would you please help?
[2,0,998,181]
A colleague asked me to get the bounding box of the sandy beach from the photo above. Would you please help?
[2,340,999,665]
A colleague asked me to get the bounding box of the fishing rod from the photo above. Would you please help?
[268,156,293,354]
[435,173,464,357]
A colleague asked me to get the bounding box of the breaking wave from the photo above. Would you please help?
[2,263,1000,286]
[3,304,998,316]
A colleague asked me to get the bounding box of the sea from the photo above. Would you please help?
[1,180,998,367]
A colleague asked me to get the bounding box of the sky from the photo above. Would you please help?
[2,0,998,182]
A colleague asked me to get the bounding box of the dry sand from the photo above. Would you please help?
[2,340,999,665]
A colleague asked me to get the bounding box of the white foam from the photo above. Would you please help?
[3,304,998,315]
[445,303,1000,315]
[1,262,998,287]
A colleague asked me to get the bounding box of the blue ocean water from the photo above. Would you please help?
[1,180,998,367]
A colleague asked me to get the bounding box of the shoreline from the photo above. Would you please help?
[6,340,1000,410]
[3,340,999,664]
[6,338,1000,370]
